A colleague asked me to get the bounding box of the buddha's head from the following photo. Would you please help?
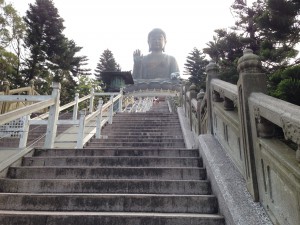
[148,28,166,52]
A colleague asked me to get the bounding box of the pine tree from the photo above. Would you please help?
[94,49,121,88]
[23,0,65,82]
[203,29,245,84]
[184,47,208,91]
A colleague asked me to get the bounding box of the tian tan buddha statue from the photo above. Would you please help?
[132,28,180,83]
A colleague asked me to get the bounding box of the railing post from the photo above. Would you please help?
[109,95,113,124]
[28,80,35,95]
[18,115,30,149]
[189,84,197,131]
[73,93,79,120]
[237,48,267,201]
[205,61,219,134]
[1,80,10,114]
[184,82,190,117]
[76,110,86,148]
[44,82,61,149]
[96,99,103,138]
[119,88,123,112]
[197,89,205,135]
[89,88,94,114]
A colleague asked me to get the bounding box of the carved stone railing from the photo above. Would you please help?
[180,49,300,225]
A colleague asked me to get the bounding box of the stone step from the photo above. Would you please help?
[111,118,180,121]
[0,179,210,194]
[85,142,186,148]
[115,113,176,116]
[109,119,180,123]
[0,211,225,225]
[102,127,182,132]
[88,138,184,143]
[97,134,184,139]
[22,156,201,167]
[95,132,183,140]
[100,131,183,136]
[102,125,181,129]
[0,193,218,213]
[7,167,206,180]
[34,148,199,157]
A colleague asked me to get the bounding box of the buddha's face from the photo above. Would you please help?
[148,33,166,52]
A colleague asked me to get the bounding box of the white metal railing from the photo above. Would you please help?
[0,83,60,149]
[0,84,124,149]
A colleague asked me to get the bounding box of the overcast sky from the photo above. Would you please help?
[8,0,254,76]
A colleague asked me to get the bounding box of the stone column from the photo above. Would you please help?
[237,49,267,201]
[197,89,205,135]
[189,84,197,131]
[205,61,219,134]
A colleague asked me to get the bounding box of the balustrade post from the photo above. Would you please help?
[205,61,220,134]
[73,93,79,120]
[197,89,205,135]
[89,88,94,114]
[119,88,123,112]
[109,95,114,124]
[189,84,197,131]
[44,82,61,149]
[237,49,267,201]
[184,81,190,116]
[18,115,30,149]
[96,99,103,138]
[76,110,86,148]
[179,83,184,107]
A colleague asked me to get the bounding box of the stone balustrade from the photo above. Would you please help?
[180,49,300,225]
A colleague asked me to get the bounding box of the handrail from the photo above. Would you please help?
[211,79,238,101]
[33,94,93,120]
[0,99,54,126]
[249,92,300,128]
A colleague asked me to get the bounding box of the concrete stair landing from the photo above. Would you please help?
[0,102,225,224]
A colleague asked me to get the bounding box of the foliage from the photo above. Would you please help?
[94,49,121,90]
[269,65,300,105]
[231,0,300,72]
[20,0,92,104]
[75,75,103,110]
[202,0,300,105]
[203,29,245,84]
[184,47,208,91]
[0,0,26,84]
[0,48,22,87]
[23,0,65,82]
[76,75,102,97]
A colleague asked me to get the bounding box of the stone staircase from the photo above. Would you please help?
[0,101,225,224]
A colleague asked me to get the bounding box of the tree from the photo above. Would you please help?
[202,0,300,105]
[94,49,121,89]
[23,0,65,82]
[22,0,91,101]
[0,0,26,85]
[76,75,102,97]
[184,47,209,91]
[75,75,102,110]
[203,29,245,84]
[269,65,300,105]
[231,0,300,72]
